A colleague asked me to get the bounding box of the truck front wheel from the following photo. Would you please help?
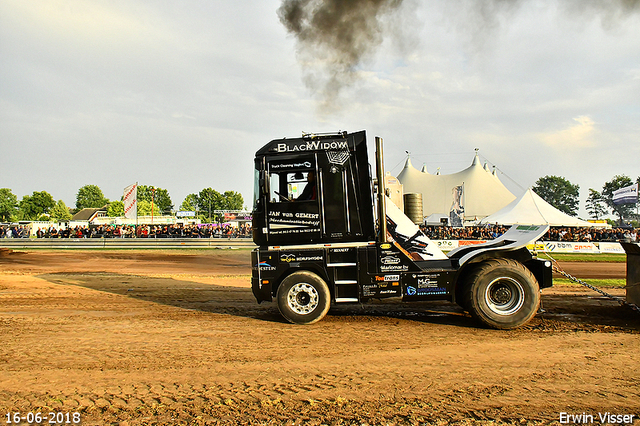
[277,271,331,325]
[464,258,540,330]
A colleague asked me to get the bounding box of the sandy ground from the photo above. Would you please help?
[0,249,638,426]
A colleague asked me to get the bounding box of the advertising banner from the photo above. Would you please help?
[224,212,253,221]
[613,183,638,205]
[543,241,599,253]
[176,211,196,217]
[597,242,625,254]
[458,240,488,246]
[527,242,546,252]
[449,184,464,227]
[123,183,137,221]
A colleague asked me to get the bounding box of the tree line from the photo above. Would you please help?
[2,174,638,225]
[532,174,639,226]
[0,185,244,223]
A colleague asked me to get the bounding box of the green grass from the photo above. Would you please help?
[5,245,627,262]
[553,278,626,288]
[535,252,626,263]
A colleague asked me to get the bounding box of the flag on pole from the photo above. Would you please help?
[613,183,638,205]
[123,183,137,220]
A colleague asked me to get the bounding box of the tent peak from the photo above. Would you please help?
[403,157,416,171]
[471,150,481,166]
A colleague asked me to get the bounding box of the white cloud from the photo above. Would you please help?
[538,116,597,148]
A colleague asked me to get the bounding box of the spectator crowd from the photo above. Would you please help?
[544,227,638,242]
[1,223,637,242]
[418,225,639,243]
[0,223,252,239]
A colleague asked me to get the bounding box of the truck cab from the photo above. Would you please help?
[251,131,552,329]
[252,130,375,247]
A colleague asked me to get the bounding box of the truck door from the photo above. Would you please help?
[319,167,349,239]
[317,148,368,241]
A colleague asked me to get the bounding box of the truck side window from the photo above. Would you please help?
[268,170,316,202]
[288,171,315,201]
[294,171,316,201]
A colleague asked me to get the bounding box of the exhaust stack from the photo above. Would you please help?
[375,136,387,243]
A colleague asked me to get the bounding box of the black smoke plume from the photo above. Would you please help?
[279,0,640,112]
[278,0,406,111]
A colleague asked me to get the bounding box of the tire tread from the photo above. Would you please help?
[463,258,539,330]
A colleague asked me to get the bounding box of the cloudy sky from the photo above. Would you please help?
[1,0,639,218]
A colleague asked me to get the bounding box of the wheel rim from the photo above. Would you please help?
[484,277,525,316]
[287,282,319,315]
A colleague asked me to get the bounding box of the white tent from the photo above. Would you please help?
[396,154,516,222]
[479,188,597,227]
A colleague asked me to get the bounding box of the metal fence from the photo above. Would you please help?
[0,238,256,249]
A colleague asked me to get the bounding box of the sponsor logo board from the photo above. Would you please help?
[543,241,599,253]
[597,242,625,254]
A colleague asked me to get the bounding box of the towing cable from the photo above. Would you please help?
[539,250,640,315]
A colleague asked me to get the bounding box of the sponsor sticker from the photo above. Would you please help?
[406,286,447,296]
[279,253,323,263]
[271,161,312,170]
[374,275,400,282]
[381,256,400,265]
[258,261,276,271]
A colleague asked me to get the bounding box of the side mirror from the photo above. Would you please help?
[260,171,268,196]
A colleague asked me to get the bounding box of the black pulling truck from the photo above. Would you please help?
[251,131,552,329]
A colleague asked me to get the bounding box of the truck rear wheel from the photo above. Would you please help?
[464,258,540,330]
[277,271,331,325]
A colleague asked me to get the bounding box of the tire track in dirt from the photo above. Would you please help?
[3,374,637,426]
[1,251,639,425]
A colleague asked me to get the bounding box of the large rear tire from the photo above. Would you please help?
[277,271,331,325]
[463,258,540,330]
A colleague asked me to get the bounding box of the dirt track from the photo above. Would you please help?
[0,249,638,425]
